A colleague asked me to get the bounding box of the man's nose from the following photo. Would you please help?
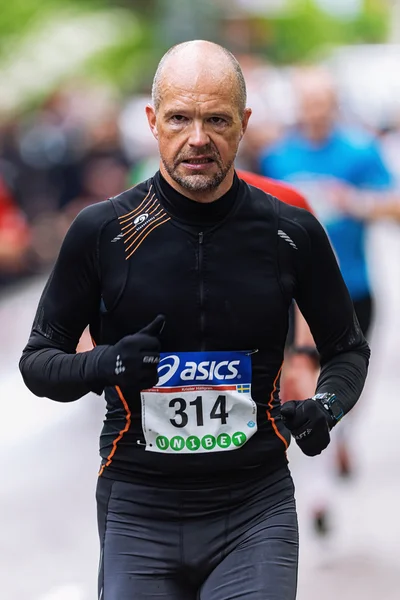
[188,122,210,147]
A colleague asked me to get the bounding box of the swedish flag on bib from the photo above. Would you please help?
[237,384,251,393]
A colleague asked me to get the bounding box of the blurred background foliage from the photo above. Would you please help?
[0,0,392,113]
[263,0,389,63]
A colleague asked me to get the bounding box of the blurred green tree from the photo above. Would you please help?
[0,0,390,112]
[237,0,389,63]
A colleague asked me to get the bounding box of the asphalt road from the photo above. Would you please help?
[1,222,399,600]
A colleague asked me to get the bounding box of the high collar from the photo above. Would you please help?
[153,170,240,227]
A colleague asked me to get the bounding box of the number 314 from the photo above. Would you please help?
[169,395,228,428]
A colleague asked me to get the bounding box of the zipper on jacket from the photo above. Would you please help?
[198,232,206,350]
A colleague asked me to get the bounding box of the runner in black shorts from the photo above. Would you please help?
[19,41,370,600]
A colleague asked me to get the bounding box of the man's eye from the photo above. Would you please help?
[170,115,187,123]
[210,117,227,125]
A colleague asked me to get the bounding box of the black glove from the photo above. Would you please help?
[97,315,165,389]
[280,399,331,456]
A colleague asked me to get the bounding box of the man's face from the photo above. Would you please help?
[298,89,336,135]
[146,68,251,198]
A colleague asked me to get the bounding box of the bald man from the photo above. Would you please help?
[20,41,370,600]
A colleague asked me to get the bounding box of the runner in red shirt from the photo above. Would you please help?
[0,176,30,280]
[238,170,333,538]
[237,169,317,399]
[237,169,312,212]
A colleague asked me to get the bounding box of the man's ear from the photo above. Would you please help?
[240,107,252,140]
[146,104,158,140]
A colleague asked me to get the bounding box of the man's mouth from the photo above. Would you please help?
[181,157,214,164]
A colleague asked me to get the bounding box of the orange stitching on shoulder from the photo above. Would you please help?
[148,202,163,216]
[98,385,131,477]
[118,186,153,222]
[120,196,157,229]
[121,206,165,239]
[121,204,160,237]
[122,206,165,242]
[125,217,171,260]
[266,364,288,449]
[119,194,155,225]
[123,208,167,246]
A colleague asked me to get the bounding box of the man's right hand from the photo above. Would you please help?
[97,315,165,389]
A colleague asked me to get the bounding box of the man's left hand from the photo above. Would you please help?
[280,399,331,456]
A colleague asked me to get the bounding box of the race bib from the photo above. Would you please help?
[141,351,257,454]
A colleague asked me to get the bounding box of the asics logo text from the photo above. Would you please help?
[156,355,241,386]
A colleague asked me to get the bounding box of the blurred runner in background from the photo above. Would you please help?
[0,174,31,291]
[259,67,393,484]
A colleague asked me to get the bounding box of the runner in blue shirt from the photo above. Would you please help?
[260,68,393,324]
[260,66,392,531]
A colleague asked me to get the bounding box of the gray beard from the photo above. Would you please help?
[162,158,233,193]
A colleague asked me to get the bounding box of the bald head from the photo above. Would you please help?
[294,67,337,105]
[152,40,247,117]
[146,40,252,203]
[292,67,338,141]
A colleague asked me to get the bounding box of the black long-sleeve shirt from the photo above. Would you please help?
[19,171,370,483]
